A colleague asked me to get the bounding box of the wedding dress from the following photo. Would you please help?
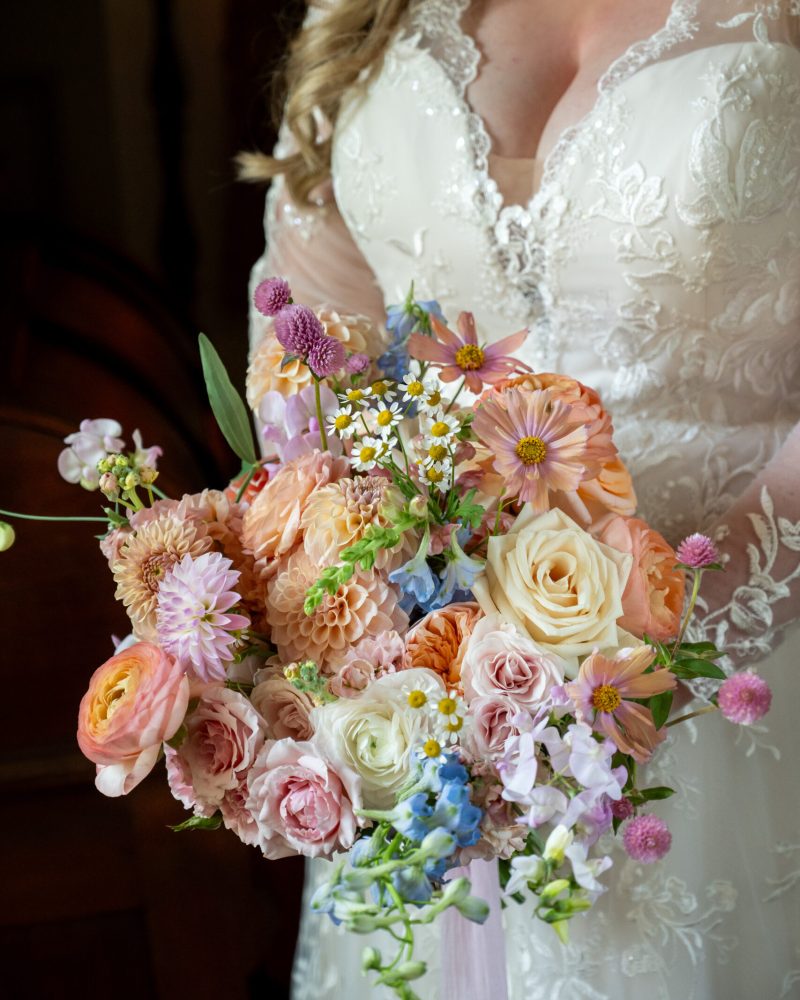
[249,1,800,997]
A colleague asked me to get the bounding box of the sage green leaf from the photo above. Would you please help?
[198,333,257,465]
[169,813,222,833]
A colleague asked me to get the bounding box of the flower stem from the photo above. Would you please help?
[0,508,109,523]
[670,568,702,663]
[444,378,466,414]
[666,704,718,727]
[314,377,329,451]
[235,463,258,503]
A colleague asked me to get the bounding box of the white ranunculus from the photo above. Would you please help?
[310,668,445,809]
[472,507,631,676]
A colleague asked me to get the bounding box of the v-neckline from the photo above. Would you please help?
[449,0,693,213]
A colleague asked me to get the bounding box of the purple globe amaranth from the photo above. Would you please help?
[675,532,720,569]
[718,671,772,725]
[254,276,291,316]
[274,303,325,354]
[307,335,346,378]
[622,814,672,863]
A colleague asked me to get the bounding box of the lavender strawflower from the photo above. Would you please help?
[274,304,326,354]
[676,533,720,569]
[622,814,672,863]
[307,335,346,378]
[718,671,772,725]
[254,277,291,316]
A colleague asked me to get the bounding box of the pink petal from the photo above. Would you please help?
[456,312,478,345]
[408,332,453,364]
[484,327,529,359]
[430,317,463,350]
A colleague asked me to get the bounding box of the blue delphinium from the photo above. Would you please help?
[389,527,437,609]
[429,531,485,609]
[379,295,445,381]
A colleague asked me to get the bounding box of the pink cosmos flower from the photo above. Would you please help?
[407,312,528,393]
[623,814,672,863]
[717,671,772,724]
[565,646,677,763]
[472,388,590,511]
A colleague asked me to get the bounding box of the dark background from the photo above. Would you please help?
[0,2,309,997]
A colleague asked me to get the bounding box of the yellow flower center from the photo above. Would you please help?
[377,410,394,427]
[423,739,442,758]
[426,468,445,483]
[427,444,448,462]
[426,390,442,407]
[438,697,457,715]
[334,414,352,431]
[445,717,464,733]
[406,380,424,396]
[430,420,450,438]
[347,388,364,402]
[407,689,427,709]
[591,684,622,713]
[371,380,390,396]
[359,446,377,464]
[454,344,485,371]
[515,435,548,465]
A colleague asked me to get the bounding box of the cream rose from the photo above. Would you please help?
[472,507,631,676]
[310,668,445,809]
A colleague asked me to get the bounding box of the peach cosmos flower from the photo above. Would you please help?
[405,601,483,688]
[77,642,190,797]
[408,312,529,394]
[241,451,351,582]
[266,549,408,669]
[565,646,677,763]
[599,516,685,641]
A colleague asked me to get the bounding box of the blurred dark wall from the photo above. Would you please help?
[0,3,308,998]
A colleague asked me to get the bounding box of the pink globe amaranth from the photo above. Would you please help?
[254,277,291,317]
[77,642,189,797]
[622,814,672,863]
[274,304,325,354]
[246,738,361,859]
[307,335,346,378]
[611,797,634,821]
[675,533,720,569]
[717,671,772,725]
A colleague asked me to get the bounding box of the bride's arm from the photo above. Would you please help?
[692,421,800,668]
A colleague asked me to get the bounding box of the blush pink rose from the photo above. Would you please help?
[251,674,315,741]
[328,630,409,698]
[220,779,260,846]
[246,739,361,859]
[460,614,565,707]
[468,694,529,758]
[172,684,266,811]
[599,516,685,641]
[77,642,189,797]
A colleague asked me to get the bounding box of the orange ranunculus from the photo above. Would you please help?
[405,602,484,688]
[599,516,685,641]
[77,641,189,797]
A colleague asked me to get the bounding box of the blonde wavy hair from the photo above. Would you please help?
[238,0,412,205]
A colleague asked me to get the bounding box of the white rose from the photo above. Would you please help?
[310,668,445,809]
[472,507,631,676]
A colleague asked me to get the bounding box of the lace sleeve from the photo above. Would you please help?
[692,421,800,667]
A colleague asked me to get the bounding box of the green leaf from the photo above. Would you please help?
[676,640,720,657]
[169,813,222,833]
[649,690,673,730]
[198,333,257,465]
[671,659,726,680]
[638,785,676,802]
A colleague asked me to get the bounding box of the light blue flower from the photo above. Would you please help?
[430,532,485,608]
[389,527,437,607]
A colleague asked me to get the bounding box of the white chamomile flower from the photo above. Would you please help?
[419,461,451,493]
[350,435,387,472]
[419,440,452,469]
[416,384,446,414]
[327,405,358,439]
[341,386,367,407]
[374,402,403,439]
[400,372,431,403]
[415,739,448,764]
[423,411,460,447]
[428,689,467,746]
[368,378,397,402]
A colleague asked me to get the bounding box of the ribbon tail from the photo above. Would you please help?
[440,858,508,1000]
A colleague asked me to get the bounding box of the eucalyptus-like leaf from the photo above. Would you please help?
[198,333,257,465]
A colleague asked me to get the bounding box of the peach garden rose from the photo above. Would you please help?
[77,641,189,797]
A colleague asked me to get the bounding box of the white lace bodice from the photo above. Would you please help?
[330,0,800,543]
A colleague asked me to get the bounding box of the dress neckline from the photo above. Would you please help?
[441,0,696,211]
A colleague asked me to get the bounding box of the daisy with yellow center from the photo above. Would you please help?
[419,460,452,494]
[417,387,444,414]
[401,372,431,402]
[343,387,366,405]
[422,411,460,447]
[326,404,357,439]
[350,435,387,473]
[426,689,467,745]
[369,379,397,402]
[421,442,450,467]
[374,402,403,439]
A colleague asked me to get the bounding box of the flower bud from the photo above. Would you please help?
[0,521,15,552]
[122,471,139,492]
[139,465,158,485]
[454,894,490,924]
[543,824,573,864]
[99,472,120,499]
[409,496,428,519]
[420,827,456,860]
[439,876,471,907]
[395,961,427,981]
[361,947,382,972]
[539,878,571,903]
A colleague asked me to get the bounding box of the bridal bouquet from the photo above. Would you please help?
[1,281,772,999]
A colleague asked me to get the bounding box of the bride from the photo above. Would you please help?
[246,1,800,997]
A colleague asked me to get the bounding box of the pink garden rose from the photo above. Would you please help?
[460,614,565,708]
[469,694,529,758]
[246,739,361,859]
[77,642,189,797]
[599,516,685,641]
[251,673,315,741]
[328,631,409,698]
[220,779,260,846]
[171,684,266,812]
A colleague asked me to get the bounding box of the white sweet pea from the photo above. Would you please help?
[543,824,574,864]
